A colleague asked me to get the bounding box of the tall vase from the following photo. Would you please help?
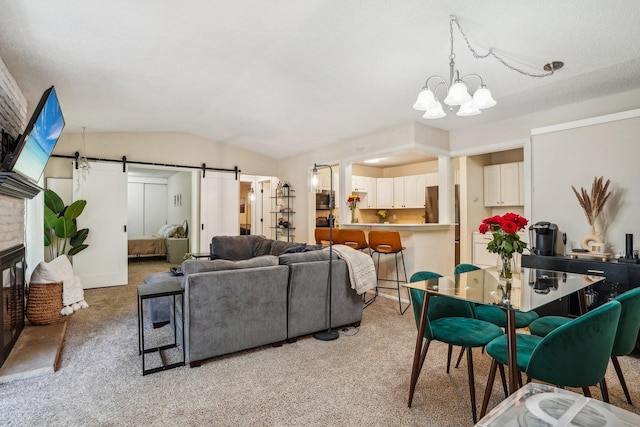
[350,209,356,224]
[497,252,515,305]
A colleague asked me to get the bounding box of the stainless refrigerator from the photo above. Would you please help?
[424,186,438,223]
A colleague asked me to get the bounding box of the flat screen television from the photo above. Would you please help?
[1,86,65,183]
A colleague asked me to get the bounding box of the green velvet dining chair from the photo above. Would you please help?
[528,287,640,405]
[451,263,539,371]
[479,299,622,418]
[409,271,504,423]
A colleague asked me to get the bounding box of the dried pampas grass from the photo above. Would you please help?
[571,176,612,226]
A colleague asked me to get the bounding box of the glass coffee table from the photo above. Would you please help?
[404,267,604,405]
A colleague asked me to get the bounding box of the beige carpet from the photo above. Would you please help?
[0,258,639,426]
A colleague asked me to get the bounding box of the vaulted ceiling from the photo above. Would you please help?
[2,1,640,159]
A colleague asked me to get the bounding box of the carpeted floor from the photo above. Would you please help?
[0,258,639,426]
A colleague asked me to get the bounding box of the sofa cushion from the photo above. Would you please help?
[182,255,279,275]
[278,249,334,265]
[210,235,266,260]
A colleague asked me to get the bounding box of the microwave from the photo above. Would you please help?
[315,191,333,209]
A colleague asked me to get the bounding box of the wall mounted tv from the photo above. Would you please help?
[1,86,65,183]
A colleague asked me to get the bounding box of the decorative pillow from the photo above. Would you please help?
[282,243,307,254]
[30,255,89,315]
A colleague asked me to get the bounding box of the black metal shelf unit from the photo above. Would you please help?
[270,187,295,242]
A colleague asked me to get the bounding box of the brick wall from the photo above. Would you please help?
[0,54,27,250]
[0,55,27,137]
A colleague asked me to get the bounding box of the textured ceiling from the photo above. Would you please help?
[1,1,640,159]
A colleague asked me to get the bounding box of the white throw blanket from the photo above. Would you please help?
[29,255,89,315]
[328,244,377,295]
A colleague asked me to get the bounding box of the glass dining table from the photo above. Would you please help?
[404,266,604,407]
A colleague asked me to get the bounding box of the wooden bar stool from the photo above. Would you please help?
[337,229,369,253]
[368,230,409,314]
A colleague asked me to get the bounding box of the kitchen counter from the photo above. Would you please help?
[341,223,456,280]
[341,223,453,231]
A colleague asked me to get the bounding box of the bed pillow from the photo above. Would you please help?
[157,224,178,238]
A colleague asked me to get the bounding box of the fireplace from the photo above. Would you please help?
[0,244,25,367]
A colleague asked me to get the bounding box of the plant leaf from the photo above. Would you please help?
[54,217,77,239]
[64,200,87,220]
[67,244,88,256]
[44,230,51,247]
[44,189,65,214]
[71,229,89,246]
[44,207,59,230]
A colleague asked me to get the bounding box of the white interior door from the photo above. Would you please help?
[73,162,128,288]
[199,172,240,252]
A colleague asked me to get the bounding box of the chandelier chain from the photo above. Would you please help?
[450,16,554,78]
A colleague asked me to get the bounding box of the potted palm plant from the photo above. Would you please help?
[43,189,90,260]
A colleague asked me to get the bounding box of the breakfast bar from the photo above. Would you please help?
[341,223,455,279]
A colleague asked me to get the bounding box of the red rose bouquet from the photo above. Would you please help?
[479,212,528,257]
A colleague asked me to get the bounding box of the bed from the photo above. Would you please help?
[127,222,187,258]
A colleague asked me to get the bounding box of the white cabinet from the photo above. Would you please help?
[426,172,438,187]
[351,175,368,193]
[351,175,375,207]
[473,231,524,267]
[518,161,524,205]
[483,162,523,207]
[392,175,426,208]
[393,177,404,208]
[361,177,376,208]
[376,178,394,208]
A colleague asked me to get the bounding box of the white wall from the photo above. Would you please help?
[531,115,640,256]
[167,171,192,226]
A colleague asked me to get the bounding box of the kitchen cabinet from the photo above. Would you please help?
[472,231,524,267]
[393,175,426,208]
[351,175,368,193]
[351,175,375,208]
[362,177,376,207]
[483,162,522,207]
[376,178,394,209]
[426,172,438,187]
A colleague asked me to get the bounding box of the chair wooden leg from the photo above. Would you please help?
[480,359,498,419]
[417,340,431,376]
[497,363,508,398]
[600,378,610,404]
[446,344,453,374]
[612,355,633,405]
[466,347,477,424]
[454,346,465,369]
[582,387,592,398]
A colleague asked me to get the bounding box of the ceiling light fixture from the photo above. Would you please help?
[363,158,384,164]
[413,16,563,119]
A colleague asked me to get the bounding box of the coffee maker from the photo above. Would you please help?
[529,222,559,256]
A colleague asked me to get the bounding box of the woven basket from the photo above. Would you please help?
[26,282,71,325]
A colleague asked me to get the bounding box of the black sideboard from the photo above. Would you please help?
[522,254,640,351]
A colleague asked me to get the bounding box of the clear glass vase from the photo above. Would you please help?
[497,252,515,305]
[350,209,356,224]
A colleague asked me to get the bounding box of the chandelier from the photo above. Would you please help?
[413,16,563,119]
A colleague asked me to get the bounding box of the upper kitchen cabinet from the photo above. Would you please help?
[483,162,523,207]
[392,174,426,208]
[376,177,394,208]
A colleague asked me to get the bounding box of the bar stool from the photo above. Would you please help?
[368,230,409,314]
[314,228,333,245]
[337,229,369,253]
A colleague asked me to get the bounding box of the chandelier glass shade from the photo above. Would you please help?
[414,16,559,120]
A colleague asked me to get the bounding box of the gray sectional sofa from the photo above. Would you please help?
[146,235,364,367]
